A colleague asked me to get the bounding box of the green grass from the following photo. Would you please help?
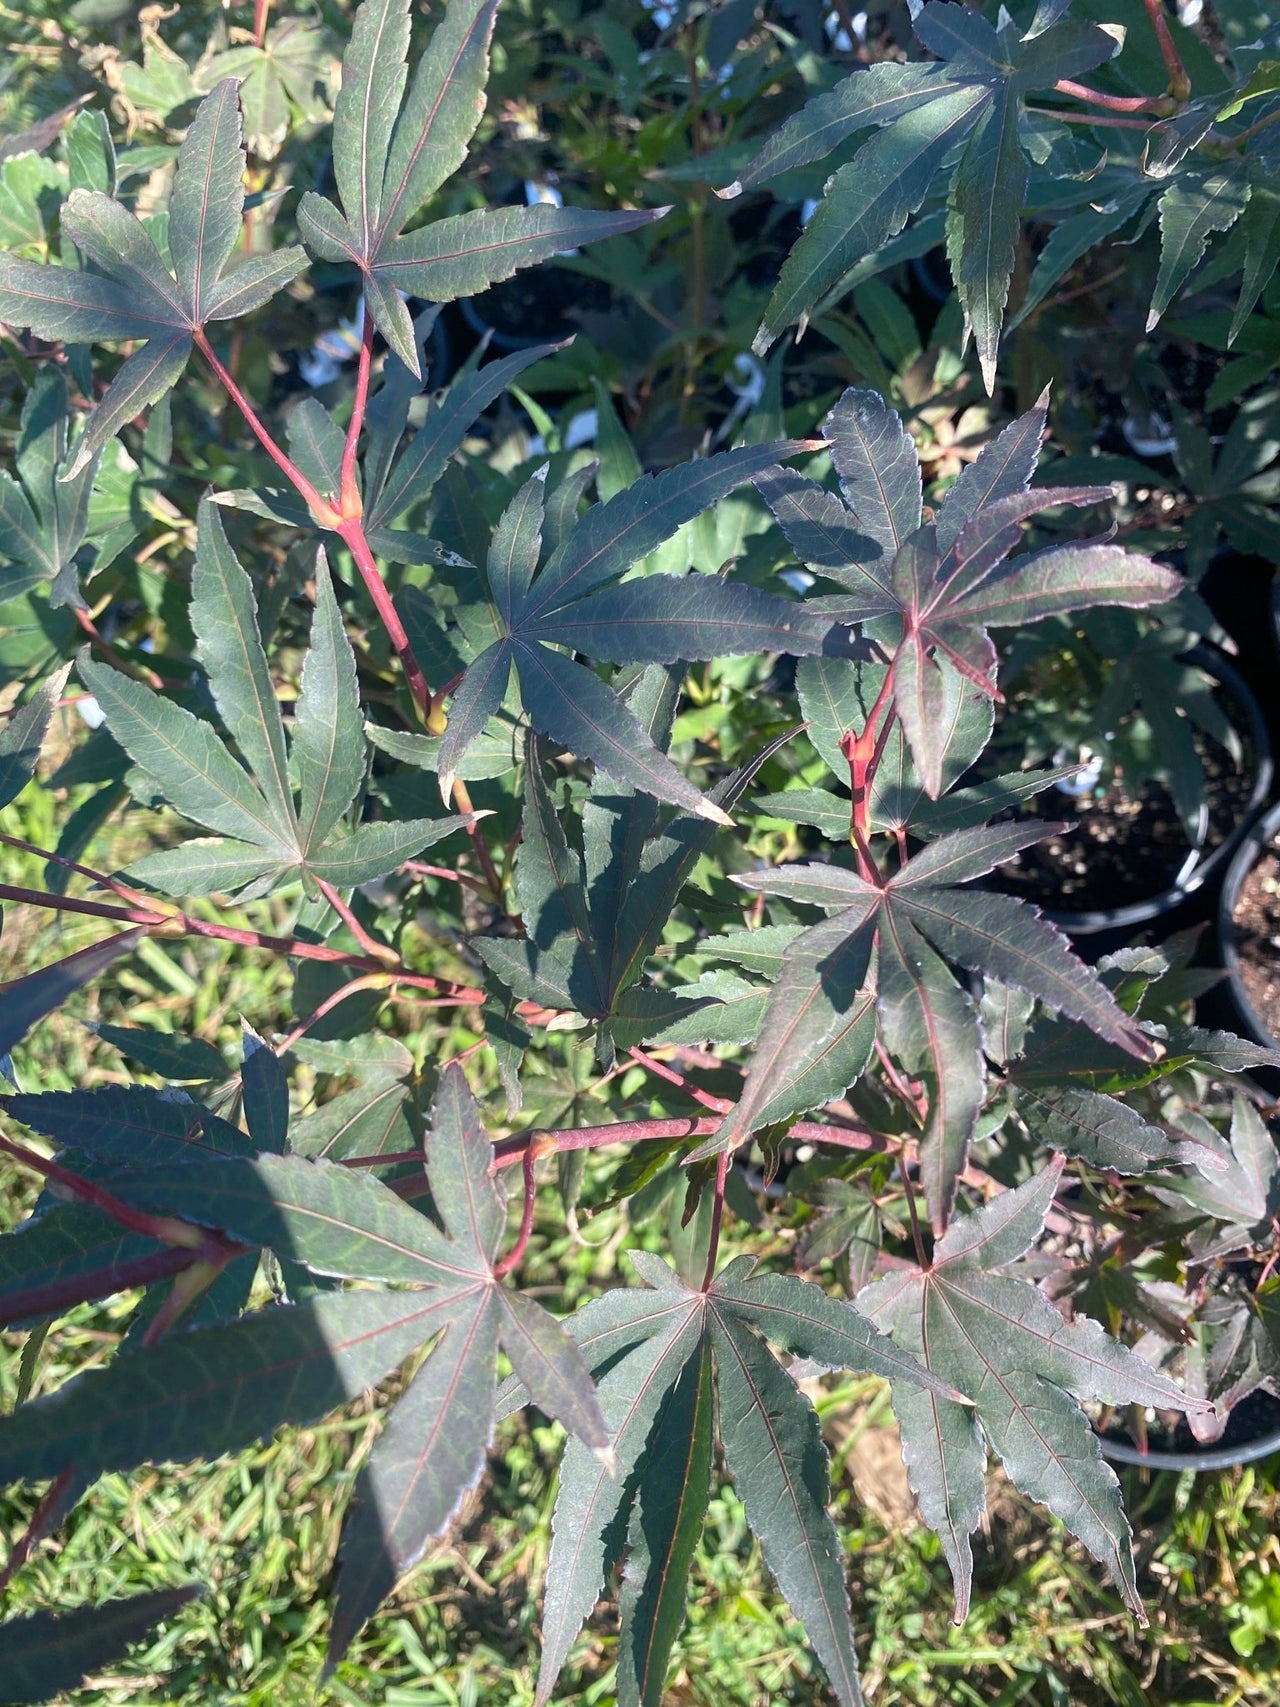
[4,772,1280,1707]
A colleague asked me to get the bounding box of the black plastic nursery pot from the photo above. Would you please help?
[995,645,1273,961]
[1211,796,1280,1090]
[456,263,614,356]
[1097,1389,1280,1474]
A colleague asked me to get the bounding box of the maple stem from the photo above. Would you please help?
[314,875,397,964]
[701,1149,730,1292]
[843,669,896,883]
[874,1037,925,1119]
[0,1246,199,1332]
[72,605,164,687]
[340,525,503,902]
[1231,106,1280,149]
[195,329,337,523]
[335,517,434,712]
[1028,106,1158,131]
[900,1155,929,1270]
[1142,0,1191,102]
[340,300,374,515]
[449,775,504,900]
[0,1134,207,1249]
[140,1251,235,1346]
[0,830,155,910]
[252,0,270,49]
[494,1148,538,1278]
[339,1148,425,1170]
[0,879,487,999]
[274,974,398,1055]
[403,860,493,898]
[0,1470,77,1598]
[487,1112,888,1172]
[628,1046,732,1114]
[1053,78,1165,114]
[829,0,863,57]
[0,881,160,926]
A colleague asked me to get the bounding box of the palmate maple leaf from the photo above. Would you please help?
[79,500,474,899]
[412,446,842,816]
[496,1251,968,1707]
[756,386,1182,799]
[702,824,1161,1231]
[721,1,1126,388]
[0,80,307,477]
[859,1159,1213,1620]
[475,714,794,1069]
[0,369,104,609]
[296,0,663,376]
[0,1066,610,1675]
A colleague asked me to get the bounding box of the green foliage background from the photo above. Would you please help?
[3,0,1280,1700]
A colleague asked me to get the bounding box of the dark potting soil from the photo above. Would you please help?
[1230,834,1280,1046]
[995,715,1260,917]
[466,264,613,345]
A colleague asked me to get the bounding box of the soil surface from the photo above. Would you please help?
[466,264,612,347]
[995,686,1261,917]
[1230,832,1280,1046]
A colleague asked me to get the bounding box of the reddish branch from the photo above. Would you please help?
[0,876,487,999]
[1029,107,1164,132]
[446,774,504,899]
[198,294,514,898]
[1142,0,1191,103]
[0,1132,214,1250]
[701,1148,730,1291]
[72,605,164,687]
[494,1147,538,1278]
[0,1247,198,1330]
[487,1111,888,1171]
[840,662,896,881]
[0,828,157,911]
[195,330,338,525]
[1054,78,1168,115]
[340,304,374,516]
[314,875,398,964]
[628,1046,732,1114]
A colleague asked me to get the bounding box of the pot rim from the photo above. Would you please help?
[1217,792,1280,1052]
[1041,641,1274,934]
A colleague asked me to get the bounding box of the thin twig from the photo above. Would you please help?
[899,1154,929,1270]
[402,860,493,899]
[1026,106,1158,132]
[875,1038,926,1120]
[494,1148,538,1278]
[701,1149,729,1292]
[487,1111,889,1172]
[0,880,488,999]
[335,517,434,714]
[0,829,157,910]
[339,301,374,516]
[274,975,395,1056]
[0,1133,210,1250]
[1054,78,1167,115]
[1230,106,1280,150]
[314,875,398,964]
[72,606,164,687]
[1142,0,1191,102]
[628,1046,732,1114]
[448,776,504,900]
[195,329,339,524]
[0,1246,197,1331]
